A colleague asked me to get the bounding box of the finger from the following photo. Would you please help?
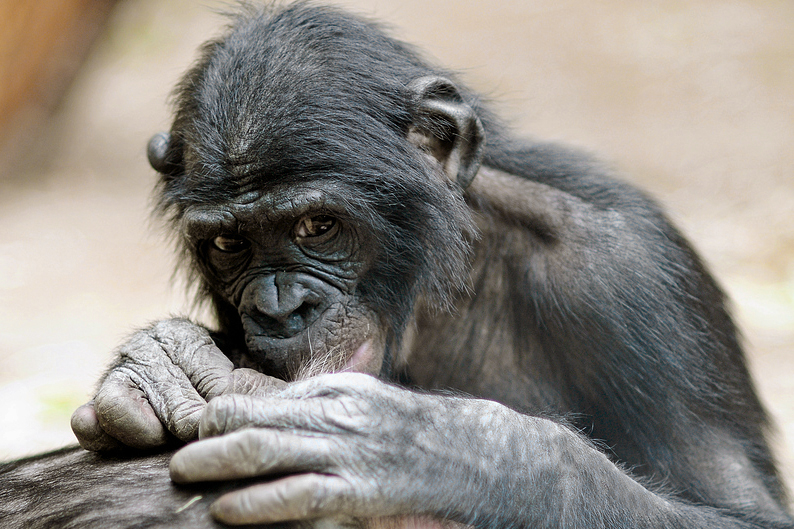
[123,351,208,441]
[199,393,324,438]
[121,321,235,402]
[198,394,259,438]
[116,327,213,440]
[210,474,354,525]
[155,336,286,400]
[70,402,123,452]
[170,428,331,483]
[224,367,288,397]
[94,370,169,449]
[149,372,207,441]
[178,342,236,399]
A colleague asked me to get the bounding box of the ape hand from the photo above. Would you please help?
[169,372,503,525]
[71,318,285,451]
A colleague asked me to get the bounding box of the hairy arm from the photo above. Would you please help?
[460,161,793,525]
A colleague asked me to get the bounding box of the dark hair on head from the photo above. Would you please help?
[154,1,497,340]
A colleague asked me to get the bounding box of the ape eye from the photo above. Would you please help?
[211,235,250,253]
[295,215,338,239]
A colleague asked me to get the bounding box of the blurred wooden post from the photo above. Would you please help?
[0,0,118,173]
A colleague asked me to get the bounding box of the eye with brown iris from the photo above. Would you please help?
[294,214,338,239]
[211,235,250,253]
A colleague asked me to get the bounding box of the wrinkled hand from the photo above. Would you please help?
[169,372,495,526]
[71,318,285,451]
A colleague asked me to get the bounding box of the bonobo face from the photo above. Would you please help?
[182,183,385,379]
[147,8,482,382]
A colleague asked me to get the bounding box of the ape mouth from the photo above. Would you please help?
[241,315,312,363]
[240,313,381,378]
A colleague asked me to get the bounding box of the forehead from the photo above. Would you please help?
[163,7,427,216]
[179,72,384,202]
[175,12,415,183]
[179,178,367,233]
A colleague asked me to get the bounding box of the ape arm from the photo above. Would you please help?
[463,163,791,521]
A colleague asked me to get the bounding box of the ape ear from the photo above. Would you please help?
[147,131,183,177]
[407,76,485,189]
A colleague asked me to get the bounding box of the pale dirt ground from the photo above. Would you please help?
[1,0,792,502]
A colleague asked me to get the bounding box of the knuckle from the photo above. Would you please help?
[200,396,233,436]
[168,402,204,440]
[119,319,210,361]
[233,429,272,467]
[293,475,334,517]
[206,393,238,416]
[234,489,259,521]
[288,372,379,399]
[329,371,376,387]
[118,330,157,360]
[148,317,202,338]
[201,394,253,436]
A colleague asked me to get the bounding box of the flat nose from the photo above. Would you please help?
[244,272,325,339]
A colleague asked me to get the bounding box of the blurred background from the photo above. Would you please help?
[0,0,792,499]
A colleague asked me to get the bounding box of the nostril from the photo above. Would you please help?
[282,302,320,335]
[294,301,318,321]
[253,301,321,339]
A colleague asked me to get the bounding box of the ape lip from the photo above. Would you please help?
[241,312,325,344]
[242,311,372,371]
[244,329,311,355]
[342,339,373,372]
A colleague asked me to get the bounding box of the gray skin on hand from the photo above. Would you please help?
[167,373,665,527]
[71,318,285,451]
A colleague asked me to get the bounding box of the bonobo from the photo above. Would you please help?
[2,3,793,529]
